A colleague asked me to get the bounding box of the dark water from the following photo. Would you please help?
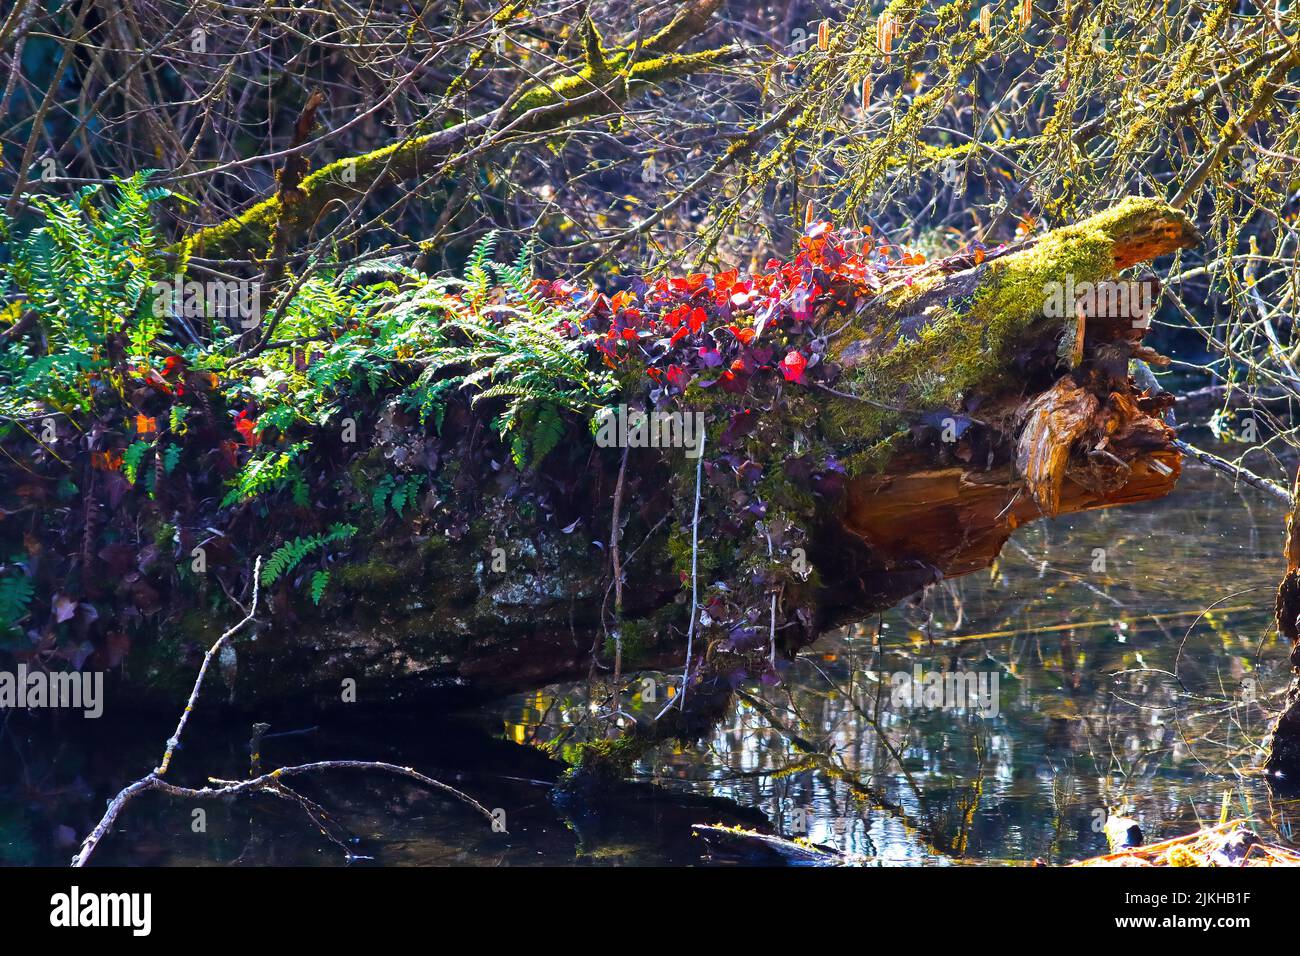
[3,464,1297,866]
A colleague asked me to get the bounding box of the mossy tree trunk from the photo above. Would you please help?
[126,200,1199,732]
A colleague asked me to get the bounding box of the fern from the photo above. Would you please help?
[530,402,566,466]
[310,569,331,605]
[371,473,425,516]
[122,440,151,485]
[213,233,610,478]
[222,442,310,507]
[389,473,425,516]
[261,523,356,586]
[464,231,498,305]
[397,238,615,464]
[0,571,34,637]
[507,402,567,469]
[261,537,317,586]
[168,405,189,433]
[162,443,182,474]
[371,474,396,514]
[0,171,176,417]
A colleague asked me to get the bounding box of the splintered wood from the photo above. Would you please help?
[1075,820,1300,867]
[842,383,1180,580]
[1016,378,1100,517]
[1016,379,1175,518]
[832,201,1194,600]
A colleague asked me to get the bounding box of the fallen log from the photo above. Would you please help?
[691,824,861,866]
[0,198,1199,739]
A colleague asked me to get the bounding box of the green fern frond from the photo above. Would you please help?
[261,523,356,586]
[222,442,311,507]
[0,572,34,637]
[122,440,151,485]
[310,569,331,605]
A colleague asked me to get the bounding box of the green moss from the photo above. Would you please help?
[756,461,817,516]
[667,520,729,580]
[823,197,1168,453]
[511,47,733,116]
[817,394,895,475]
[603,596,684,666]
[511,65,603,116]
[182,135,429,257]
[562,733,652,785]
[333,535,452,595]
[153,521,177,550]
[181,44,735,258]
[180,196,280,258]
[132,609,224,701]
[837,427,910,476]
[606,616,649,663]
[333,554,407,593]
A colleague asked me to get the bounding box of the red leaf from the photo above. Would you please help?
[234,410,260,448]
[780,350,808,383]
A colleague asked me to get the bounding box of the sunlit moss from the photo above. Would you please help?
[819,197,1170,474]
[562,733,652,784]
[181,47,736,259]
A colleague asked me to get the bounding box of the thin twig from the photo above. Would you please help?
[610,445,629,704]
[1173,439,1291,505]
[72,556,494,867]
[155,556,263,776]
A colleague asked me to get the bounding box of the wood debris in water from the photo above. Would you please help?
[691,824,868,866]
[1074,819,1300,867]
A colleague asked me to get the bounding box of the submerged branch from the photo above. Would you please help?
[71,556,493,867]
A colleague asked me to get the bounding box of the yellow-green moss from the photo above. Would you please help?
[603,602,680,666]
[563,733,652,783]
[332,535,452,595]
[512,47,735,115]
[180,46,735,259]
[824,197,1171,452]
[667,520,729,580]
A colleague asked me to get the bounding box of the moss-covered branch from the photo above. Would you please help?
[181,10,741,261]
[820,197,1200,453]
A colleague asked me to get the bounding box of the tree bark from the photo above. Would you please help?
[115,199,1199,724]
[1265,470,1300,784]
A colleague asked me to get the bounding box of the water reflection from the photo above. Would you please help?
[2,464,1297,866]
[504,465,1300,864]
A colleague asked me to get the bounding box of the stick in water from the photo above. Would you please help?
[72,556,494,866]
